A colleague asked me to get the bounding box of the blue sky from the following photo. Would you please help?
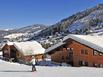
[0,0,103,29]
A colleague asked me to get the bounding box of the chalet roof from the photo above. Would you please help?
[45,42,65,54]
[2,41,45,56]
[46,34,103,54]
[64,34,103,52]
[0,44,4,50]
[0,51,2,56]
[0,43,10,50]
[13,41,45,56]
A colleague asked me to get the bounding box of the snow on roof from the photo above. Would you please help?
[7,42,14,45]
[0,44,4,50]
[0,51,2,55]
[46,34,103,54]
[46,42,65,53]
[13,41,45,56]
[1,42,13,50]
[63,34,103,52]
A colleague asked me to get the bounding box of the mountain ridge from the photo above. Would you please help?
[30,4,103,39]
[27,4,103,48]
[0,24,47,42]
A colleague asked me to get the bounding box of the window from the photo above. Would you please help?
[67,48,73,51]
[71,48,73,50]
[62,56,64,60]
[66,56,69,59]
[67,48,70,50]
[85,62,88,66]
[61,56,64,63]
[63,45,66,48]
[81,49,84,54]
[79,61,82,66]
[81,49,88,55]
[17,53,22,58]
[79,60,88,66]
[99,64,103,68]
[93,63,98,67]
[99,53,102,56]
[67,48,73,54]
[93,50,98,55]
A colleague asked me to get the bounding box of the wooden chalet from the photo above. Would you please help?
[2,41,45,63]
[46,34,103,67]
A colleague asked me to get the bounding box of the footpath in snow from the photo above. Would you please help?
[0,60,103,77]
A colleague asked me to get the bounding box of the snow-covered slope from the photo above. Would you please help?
[2,24,47,42]
[4,33,26,39]
[68,9,103,35]
[0,60,103,77]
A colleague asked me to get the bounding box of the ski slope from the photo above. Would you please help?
[0,60,103,77]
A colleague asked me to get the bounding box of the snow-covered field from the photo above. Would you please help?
[0,60,103,77]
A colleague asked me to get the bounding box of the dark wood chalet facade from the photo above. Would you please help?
[46,35,103,67]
